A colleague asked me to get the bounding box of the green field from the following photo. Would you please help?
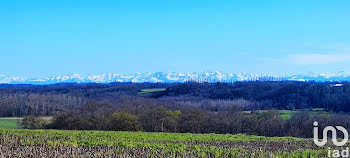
[244,109,328,120]
[138,88,167,94]
[278,110,298,120]
[0,117,21,129]
[0,117,52,129]
[0,129,327,157]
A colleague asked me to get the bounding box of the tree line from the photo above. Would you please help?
[21,101,350,138]
[1,81,350,117]
[2,81,350,138]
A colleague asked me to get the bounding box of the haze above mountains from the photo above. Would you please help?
[0,71,349,85]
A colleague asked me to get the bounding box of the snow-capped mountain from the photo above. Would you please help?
[0,71,350,85]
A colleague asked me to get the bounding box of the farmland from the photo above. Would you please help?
[0,129,327,157]
[0,82,348,157]
[0,117,52,129]
[0,118,20,129]
[138,88,167,94]
[243,109,328,120]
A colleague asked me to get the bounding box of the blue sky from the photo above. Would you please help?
[1,0,350,77]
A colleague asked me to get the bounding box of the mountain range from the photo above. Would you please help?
[1,71,350,85]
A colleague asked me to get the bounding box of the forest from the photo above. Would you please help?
[1,81,350,138]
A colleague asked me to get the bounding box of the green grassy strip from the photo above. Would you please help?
[0,129,303,142]
[138,88,166,94]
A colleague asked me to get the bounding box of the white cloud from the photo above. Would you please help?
[286,54,350,65]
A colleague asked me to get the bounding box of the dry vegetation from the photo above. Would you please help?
[0,129,328,157]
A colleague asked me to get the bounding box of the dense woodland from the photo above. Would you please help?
[1,81,350,138]
[1,81,350,116]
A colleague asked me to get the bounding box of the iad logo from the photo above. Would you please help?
[313,121,348,147]
[313,121,350,157]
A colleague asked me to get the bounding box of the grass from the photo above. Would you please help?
[0,116,53,129]
[0,128,326,157]
[255,110,297,120]
[311,108,325,112]
[0,129,303,142]
[244,108,327,120]
[138,88,166,94]
[0,118,21,129]
[279,110,298,120]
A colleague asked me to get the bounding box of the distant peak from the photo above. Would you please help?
[0,71,349,84]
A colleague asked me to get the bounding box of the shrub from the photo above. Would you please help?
[108,111,142,131]
[21,116,46,129]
